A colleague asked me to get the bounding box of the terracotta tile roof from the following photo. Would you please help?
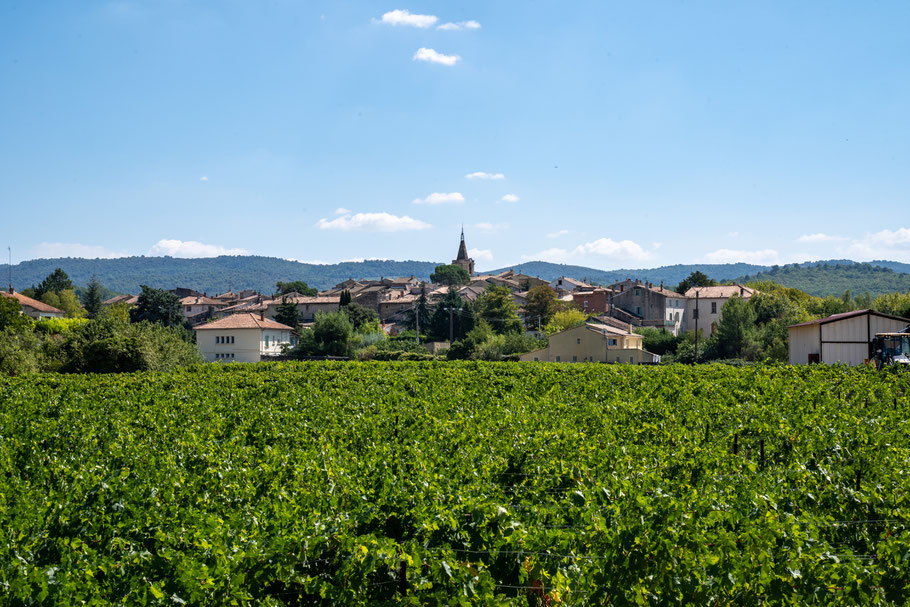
[685,285,755,299]
[103,294,139,305]
[268,296,340,305]
[180,296,222,306]
[1,290,65,314]
[194,313,294,331]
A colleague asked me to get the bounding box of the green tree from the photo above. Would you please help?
[341,302,378,332]
[81,275,104,319]
[676,271,717,295]
[0,327,46,375]
[43,289,86,318]
[130,285,185,328]
[475,285,522,335]
[0,296,33,331]
[430,264,470,287]
[634,327,680,356]
[274,297,300,330]
[523,285,559,330]
[34,268,74,299]
[544,309,587,335]
[427,288,475,342]
[275,280,317,297]
[290,310,354,358]
[713,296,758,359]
[405,285,431,334]
[339,289,352,306]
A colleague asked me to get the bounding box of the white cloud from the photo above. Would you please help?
[547,229,569,239]
[334,207,351,215]
[473,222,509,232]
[377,9,437,28]
[148,239,249,258]
[499,194,520,203]
[522,238,651,264]
[703,248,782,265]
[797,233,848,244]
[199,176,208,181]
[413,47,460,66]
[315,212,431,232]
[437,20,481,30]
[468,248,493,262]
[28,242,129,259]
[842,228,910,262]
[465,171,505,180]
[412,192,464,205]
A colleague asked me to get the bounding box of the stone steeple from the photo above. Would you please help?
[451,227,475,276]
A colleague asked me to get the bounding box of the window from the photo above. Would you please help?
[711,302,717,314]
[572,355,577,362]
[675,312,680,321]
[635,306,642,316]
[609,338,617,346]
[634,288,641,296]
[231,336,235,344]
[577,338,581,344]
[264,335,270,348]
[556,356,561,362]
[630,356,634,363]
[186,306,192,312]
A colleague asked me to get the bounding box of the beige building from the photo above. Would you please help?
[194,313,294,363]
[520,322,659,364]
[262,296,341,323]
[683,284,755,337]
[2,289,65,319]
[788,309,910,366]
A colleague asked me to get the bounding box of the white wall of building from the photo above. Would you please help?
[196,328,292,363]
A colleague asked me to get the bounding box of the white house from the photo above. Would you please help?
[684,285,756,338]
[788,309,910,366]
[1,289,65,319]
[194,313,294,363]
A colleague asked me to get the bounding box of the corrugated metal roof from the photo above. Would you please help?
[789,309,910,329]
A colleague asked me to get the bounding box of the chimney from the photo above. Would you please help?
[740,286,744,296]
[260,310,265,321]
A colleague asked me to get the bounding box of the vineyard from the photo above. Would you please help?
[1,362,909,605]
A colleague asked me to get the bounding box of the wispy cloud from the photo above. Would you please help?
[842,227,910,262]
[797,233,848,244]
[199,176,208,182]
[523,238,651,264]
[468,248,493,262]
[149,239,249,258]
[413,192,464,205]
[547,229,569,239]
[27,242,129,259]
[334,207,351,215]
[316,212,431,232]
[376,9,437,28]
[413,47,460,66]
[499,194,520,203]
[437,20,481,31]
[465,171,505,180]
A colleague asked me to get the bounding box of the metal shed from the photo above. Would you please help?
[788,309,910,366]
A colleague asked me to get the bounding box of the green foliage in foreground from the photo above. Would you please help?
[2,363,910,604]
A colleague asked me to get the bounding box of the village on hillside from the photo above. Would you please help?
[6,230,908,369]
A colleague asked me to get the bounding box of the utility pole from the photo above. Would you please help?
[445,307,455,343]
[7,247,11,293]
[694,289,699,363]
[415,302,420,345]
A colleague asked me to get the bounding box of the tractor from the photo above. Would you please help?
[871,326,910,370]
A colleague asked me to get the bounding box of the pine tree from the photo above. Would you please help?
[81,275,104,319]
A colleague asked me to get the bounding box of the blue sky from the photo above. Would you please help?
[2,1,909,270]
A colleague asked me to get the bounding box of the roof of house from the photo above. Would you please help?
[685,285,755,299]
[1,290,65,314]
[103,294,139,305]
[180,296,222,306]
[789,309,910,329]
[613,279,684,298]
[194,313,294,331]
[269,296,341,305]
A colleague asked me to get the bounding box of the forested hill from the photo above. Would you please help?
[3,256,442,295]
[736,262,910,297]
[489,262,766,288]
[4,256,909,296]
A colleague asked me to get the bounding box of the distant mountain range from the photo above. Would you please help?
[3,256,909,298]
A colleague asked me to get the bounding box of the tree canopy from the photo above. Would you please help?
[130,286,185,328]
[430,264,470,287]
[475,285,522,334]
[34,268,74,299]
[676,271,717,295]
[275,280,317,297]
